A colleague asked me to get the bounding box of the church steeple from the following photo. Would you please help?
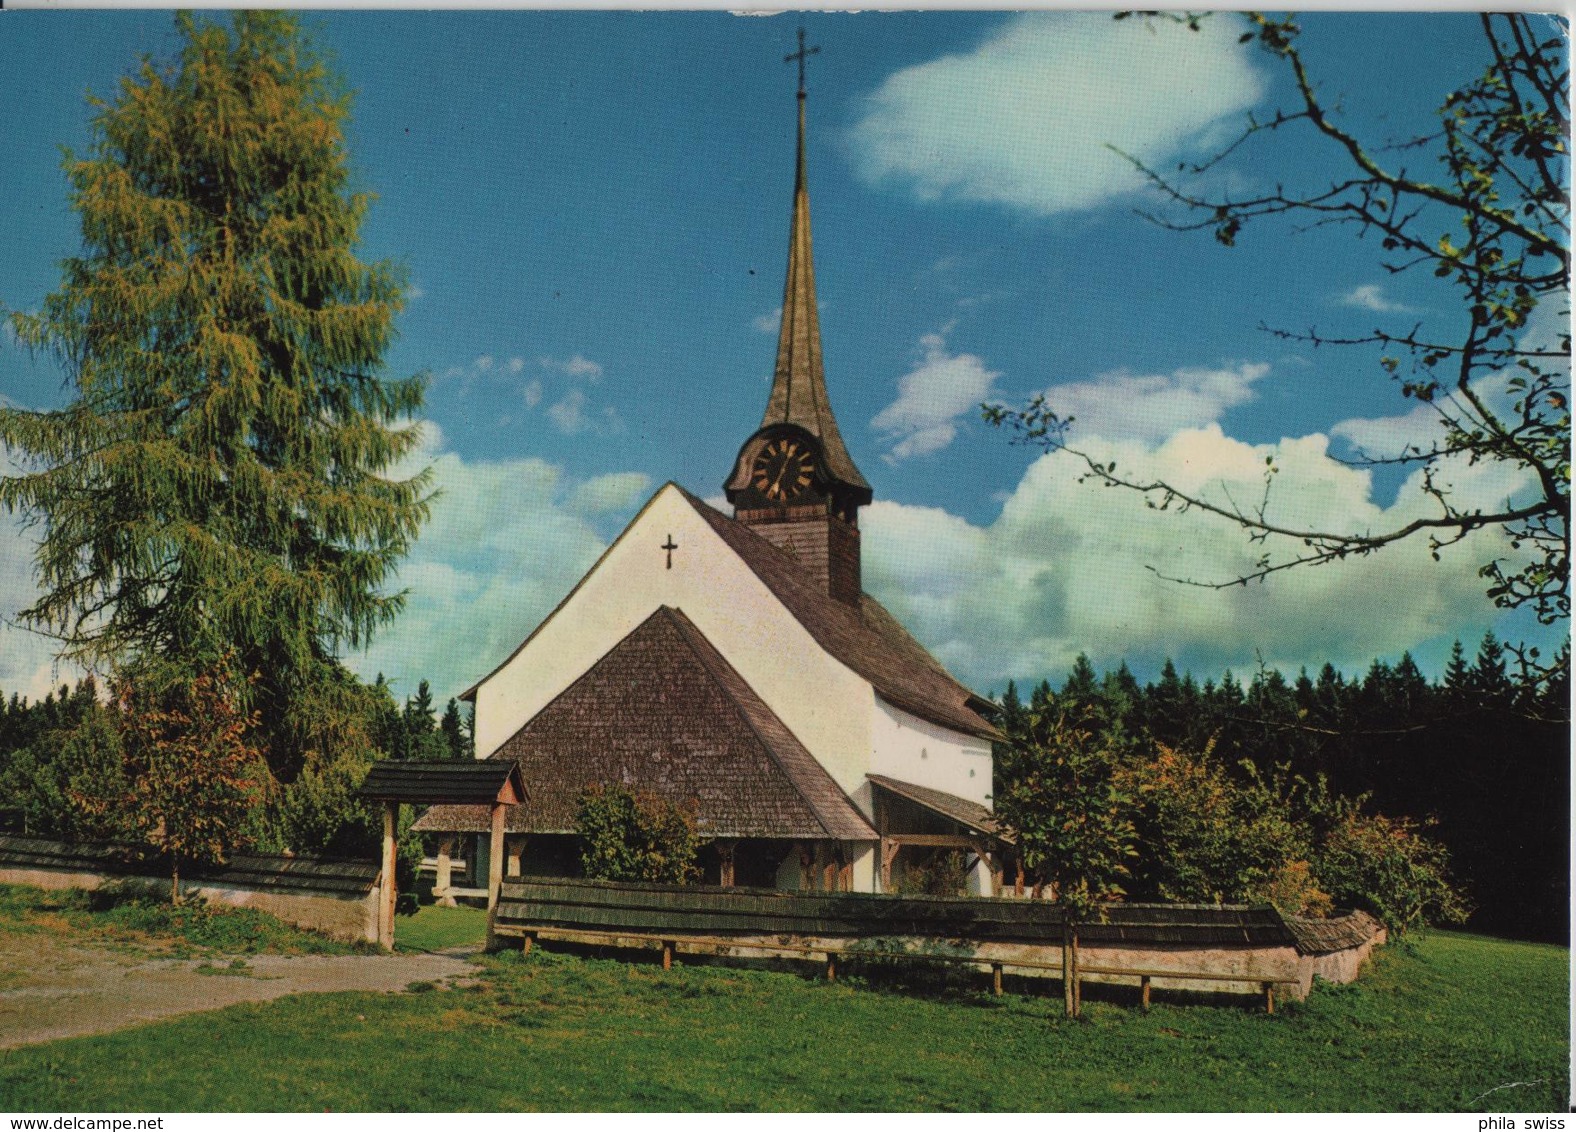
[758,73,871,502]
[725,33,871,608]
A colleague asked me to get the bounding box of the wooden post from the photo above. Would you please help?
[662,941,673,971]
[992,963,1003,996]
[716,840,736,888]
[880,838,900,893]
[380,801,398,950]
[822,842,837,892]
[522,931,535,956]
[435,835,456,908]
[826,953,836,982]
[1014,856,1025,898]
[482,802,505,952]
[487,802,505,912]
[796,842,812,890]
[1264,983,1275,1015]
[1062,925,1080,1018]
[505,835,524,878]
[1141,975,1152,1011]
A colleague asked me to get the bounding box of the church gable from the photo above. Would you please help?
[483,606,873,842]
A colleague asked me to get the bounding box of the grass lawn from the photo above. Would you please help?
[0,883,363,959]
[395,903,488,953]
[0,923,1565,1112]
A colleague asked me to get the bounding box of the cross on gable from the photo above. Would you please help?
[784,26,820,95]
[662,534,678,569]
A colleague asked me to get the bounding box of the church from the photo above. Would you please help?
[414,65,1005,898]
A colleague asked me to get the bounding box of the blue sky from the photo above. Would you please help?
[0,10,1564,704]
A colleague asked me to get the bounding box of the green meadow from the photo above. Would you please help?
[0,895,1565,1112]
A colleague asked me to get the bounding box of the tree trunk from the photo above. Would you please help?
[170,858,181,906]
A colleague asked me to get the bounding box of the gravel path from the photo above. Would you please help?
[0,934,479,1049]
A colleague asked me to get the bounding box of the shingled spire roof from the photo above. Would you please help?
[759,86,870,497]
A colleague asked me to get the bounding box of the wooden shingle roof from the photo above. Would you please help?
[416,607,874,842]
[1285,909,1384,954]
[679,488,998,741]
[0,835,379,896]
[867,774,1005,839]
[360,761,525,805]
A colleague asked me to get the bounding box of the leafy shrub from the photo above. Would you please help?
[1314,808,1471,933]
[575,784,699,885]
[896,850,970,897]
[1117,744,1330,915]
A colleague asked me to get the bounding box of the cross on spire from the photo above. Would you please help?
[784,26,820,96]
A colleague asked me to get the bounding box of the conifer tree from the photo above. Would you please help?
[1442,640,1472,708]
[440,698,467,760]
[1,13,430,780]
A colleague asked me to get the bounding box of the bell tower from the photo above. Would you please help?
[724,31,871,606]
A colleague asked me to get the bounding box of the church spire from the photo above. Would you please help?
[755,35,870,500]
[724,31,869,606]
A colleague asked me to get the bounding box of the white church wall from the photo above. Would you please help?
[869,698,994,808]
[472,484,877,800]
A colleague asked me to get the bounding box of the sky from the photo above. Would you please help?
[0,10,1566,706]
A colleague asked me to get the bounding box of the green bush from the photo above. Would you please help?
[1314,807,1471,933]
[574,784,700,885]
[896,849,970,897]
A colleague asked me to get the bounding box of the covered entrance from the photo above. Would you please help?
[359,760,526,949]
[868,775,1010,897]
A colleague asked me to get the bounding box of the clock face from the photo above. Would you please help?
[751,438,817,503]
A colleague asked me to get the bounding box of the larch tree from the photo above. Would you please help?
[1,12,431,783]
[986,13,1569,687]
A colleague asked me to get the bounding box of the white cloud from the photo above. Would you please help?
[1339,284,1415,314]
[540,354,604,381]
[548,389,589,433]
[1042,363,1269,444]
[873,332,1001,462]
[753,308,782,335]
[546,388,625,436]
[522,379,543,409]
[474,355,494,372]
[0,518,84,702]
[864,422,1529,692]
[1331,402,1444,459]
[849,12,1265,216]
[346,428,650,702]
[507,357,526,374]
[569,472,652,516]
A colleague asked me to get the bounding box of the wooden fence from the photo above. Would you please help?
[491,877,1367,1013]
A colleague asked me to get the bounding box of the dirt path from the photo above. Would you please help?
[0,933,479,1049]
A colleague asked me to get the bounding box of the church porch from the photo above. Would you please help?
[868,775,1009,898]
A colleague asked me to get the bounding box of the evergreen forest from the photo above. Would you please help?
[995,632,1567,942]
